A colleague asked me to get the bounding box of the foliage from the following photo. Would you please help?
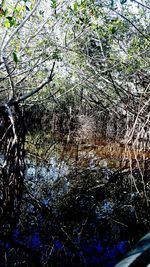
[0,1,150,265]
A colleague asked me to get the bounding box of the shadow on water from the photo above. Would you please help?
[0,137,150,266]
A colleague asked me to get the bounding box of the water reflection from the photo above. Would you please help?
[54,141,149,170]
[0,138,149,266]
[26,157,69,183]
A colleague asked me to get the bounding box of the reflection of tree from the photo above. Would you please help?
[0,0,150,264]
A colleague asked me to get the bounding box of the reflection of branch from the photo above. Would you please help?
[0,233,41,265]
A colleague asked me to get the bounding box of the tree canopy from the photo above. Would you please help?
[0,0,149,144]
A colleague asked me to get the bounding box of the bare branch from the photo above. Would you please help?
[3,57,15,98]
[131,0,150,10]
[8,62,55,106]
[111,9,150,42]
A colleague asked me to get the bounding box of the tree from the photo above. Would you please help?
[0,0,56,236]
[0,0,150,241]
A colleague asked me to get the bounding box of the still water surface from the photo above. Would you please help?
[0,140,148,266]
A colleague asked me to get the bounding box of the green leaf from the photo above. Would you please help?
[4,19,10,28]
[6,16,16,27]
[111,26,116,34]
[52,49,61,60]
[51,0,56,9]
[13,52,18,64]
[74,2,78,12]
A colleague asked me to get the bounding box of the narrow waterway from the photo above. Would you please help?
[0,138,149,266]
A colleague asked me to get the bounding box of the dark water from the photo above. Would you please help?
[1,140,145,266]
[0,235,128,267]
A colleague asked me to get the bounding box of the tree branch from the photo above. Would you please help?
[131,0,150,11]
[1,0,42,58]
[8,62,55,106]
[111,9,150,42]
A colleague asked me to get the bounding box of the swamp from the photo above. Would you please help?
[0,0,150,266]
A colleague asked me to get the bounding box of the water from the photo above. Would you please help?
[26,157,69,182]
[0,140,147,266]
[2,227,129,267]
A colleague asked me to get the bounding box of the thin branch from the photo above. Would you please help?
[8,62,55,106]
[131,0,150,10]
[1,0,42,57]
[111,9,150,42]
[3,57,15,98]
